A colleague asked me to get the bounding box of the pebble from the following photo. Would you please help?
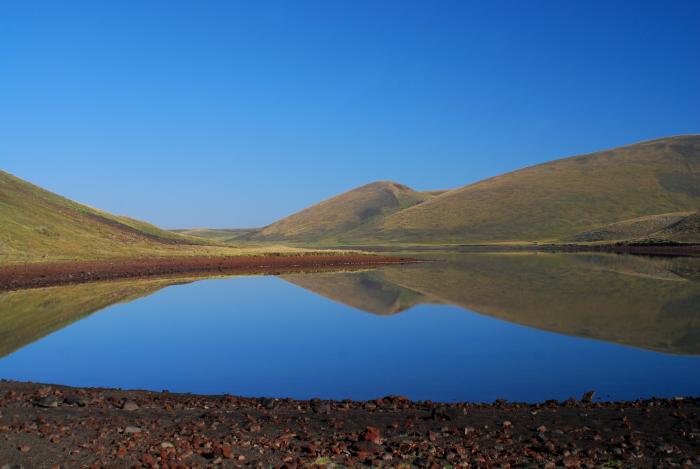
[121,399,139,411]
[262,398,276,409]
[124,426,143,434]
[64,395,87,407]
[311,399,330,414]
[36,396,59,408]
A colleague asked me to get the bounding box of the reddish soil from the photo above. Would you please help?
[0,254,414,292]
[0,381,697,468]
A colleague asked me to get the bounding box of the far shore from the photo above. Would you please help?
[303,242,700,256]
[0,253,416,292]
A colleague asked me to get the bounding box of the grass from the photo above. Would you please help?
[0,170,309,265]
[250,181,434,242]
[205,135,700,246]
[377,135,700,243]
[571,211,695,242]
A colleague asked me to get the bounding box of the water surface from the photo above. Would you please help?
[0,252,698,402]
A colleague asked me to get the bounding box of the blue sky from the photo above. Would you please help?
[1,1,699,228]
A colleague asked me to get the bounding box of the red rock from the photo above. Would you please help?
[362,426,381,444]
[221,444,233,459]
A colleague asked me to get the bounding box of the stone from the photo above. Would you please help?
[362,426,381,444]
[36,396,59,408]
[124,426,142,434]
[311,400,330,414]
[121,399,139,411]
[64,395,87,407]
[262,398,276,409]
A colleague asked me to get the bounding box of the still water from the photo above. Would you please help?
[0,252,699,403]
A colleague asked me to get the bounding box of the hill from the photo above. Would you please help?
[0,170,302,264]
[646,211,700,244]
[572,212,694,242]
[229,135,699,245]
[374,135,700,243]
[251,181,434,243]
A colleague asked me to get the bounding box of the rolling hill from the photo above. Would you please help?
[235,135,700,245]
[250,181,435,243]
[572,212,695,242]
[0,170,301,264]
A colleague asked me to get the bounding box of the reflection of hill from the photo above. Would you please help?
[286,253,700,355]
[282,270,429,315]
[0,278,191,357]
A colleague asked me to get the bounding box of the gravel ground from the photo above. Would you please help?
[0,381,698,468]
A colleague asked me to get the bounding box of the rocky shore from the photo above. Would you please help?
[0,381,698,468]
[0,254,414,292]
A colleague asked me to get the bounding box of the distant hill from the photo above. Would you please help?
[250,181,434,243]
[216,135,699,245]
[375,135,700,243]
[0,170,219,263]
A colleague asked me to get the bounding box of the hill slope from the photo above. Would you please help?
[252,181,433,242]
[374,136,700,243]
[0,170,217,263]
[646,211,700,244]
[572,212,695,242]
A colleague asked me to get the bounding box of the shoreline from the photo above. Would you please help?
[0,380,697,467]
[0,254,415,292]
[309,243,700,256]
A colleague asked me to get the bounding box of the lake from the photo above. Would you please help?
[0,252,699,403]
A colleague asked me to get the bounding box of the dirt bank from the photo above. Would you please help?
[0,381,697,468]
[0,254,414,292]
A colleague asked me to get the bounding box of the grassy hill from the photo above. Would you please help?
[572,212,694,242]
[217,135,699,246]
[0,170,302,264]
[645,211,700,244]
[375,135,700,243]
[250,181,434,243]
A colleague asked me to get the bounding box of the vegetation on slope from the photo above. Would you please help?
[375,136,700,243]
[644,211,700,244]
[0,170,304,264]
[211,135,698,246]
[250,181,434,243]
[572,212,694,242]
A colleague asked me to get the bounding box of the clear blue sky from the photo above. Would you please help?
[2,1,699,228]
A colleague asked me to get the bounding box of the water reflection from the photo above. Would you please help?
[283,252,700,355]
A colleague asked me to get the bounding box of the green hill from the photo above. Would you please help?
[646,211,700,244]
[376,135,700,243]
[229,135,699,245]
[0,170,213,263]
[0,170,304,264]
[572,212,694,242]
[251,181,434,243]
